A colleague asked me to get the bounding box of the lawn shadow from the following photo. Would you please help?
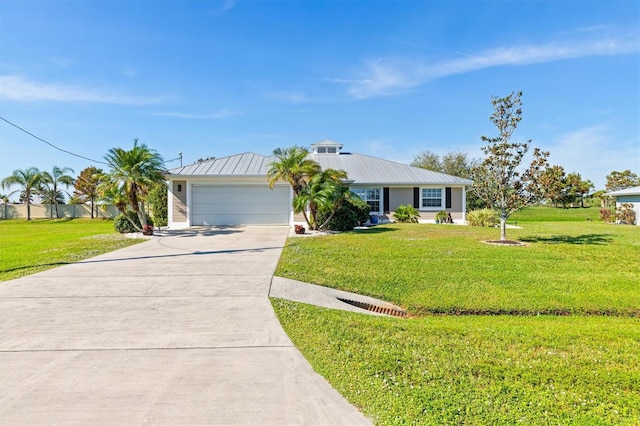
[520,233,614,245]
[353,226,398,234]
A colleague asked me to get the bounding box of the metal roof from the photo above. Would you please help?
[167,150,473,186]
[167,152,273,176]
[604,186,640,197]
[310,152,472,185]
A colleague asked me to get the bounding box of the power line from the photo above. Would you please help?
[0,115,109,166]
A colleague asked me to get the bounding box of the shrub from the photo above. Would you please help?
[147,183,168,227]
[467,208,499,227]
[600,208,614,223]
[114,211,153,233]
[435,210,453,223]
[318,197,370,232]
[393,204,420,223]
[616,203,636,225]
[348,196,371,225]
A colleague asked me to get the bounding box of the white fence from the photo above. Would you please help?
[0,204,120,220]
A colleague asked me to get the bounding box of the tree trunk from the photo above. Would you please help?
[500,217,507,241]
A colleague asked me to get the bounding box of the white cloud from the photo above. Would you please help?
[0,75,165,105]
[148,109,241,119]
[341,35,639,99]
[543,124,640,189]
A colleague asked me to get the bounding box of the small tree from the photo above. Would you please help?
[472,91,549,241]
[565,172,594,208]
[1,167,42,220]
[539,164,567,207]
[41,166,75,218]
[74,166,104,218]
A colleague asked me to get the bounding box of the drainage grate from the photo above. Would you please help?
[337,298,408,318]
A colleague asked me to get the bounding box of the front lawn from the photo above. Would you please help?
[273,300,640,425]
[275,214,639,316]
[0,218,144,281]
[272,207,640,424]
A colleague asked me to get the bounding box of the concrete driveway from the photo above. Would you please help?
[0,226,371,425]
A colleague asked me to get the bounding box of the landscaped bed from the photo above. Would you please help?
[272,207,640,424]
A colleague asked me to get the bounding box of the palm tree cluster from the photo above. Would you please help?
[267,146,357,230]
[99,139,165,230]
[1,166,75,220]
[2,139,167,229]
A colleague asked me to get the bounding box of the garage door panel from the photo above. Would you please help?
[191,185,290,226]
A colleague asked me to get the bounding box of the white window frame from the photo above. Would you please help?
[352,187,382,214]
[420,187,444,210]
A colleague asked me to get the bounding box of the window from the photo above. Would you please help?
[317,147,337,154]
[352,187,381,213]
[421,188,442,209]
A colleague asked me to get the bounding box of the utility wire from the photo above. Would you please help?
[0,115,109,166]
[1,115,182,169]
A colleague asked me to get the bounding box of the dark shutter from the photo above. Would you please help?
[413,187,420,209]
[383,187,390,213]
[445,187,452,209]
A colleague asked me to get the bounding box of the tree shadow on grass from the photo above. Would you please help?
[520,233,614,245]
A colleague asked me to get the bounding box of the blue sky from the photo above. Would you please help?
[1,0,638,195]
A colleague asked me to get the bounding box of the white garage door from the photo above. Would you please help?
[191,185,290,226]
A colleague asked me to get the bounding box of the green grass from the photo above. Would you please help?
[0,218,144,281]
[511,206,601,222]
[273,300,640,425]
[272,207,640,424]
[275,209,639,316]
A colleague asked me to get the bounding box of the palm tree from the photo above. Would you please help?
[1,167,42,220]
[98,184,128,215]
[267,146,320,196]
[41,166,75,218]
[293,168,348,229]
[101,139,165,230]
[267,146,320,225]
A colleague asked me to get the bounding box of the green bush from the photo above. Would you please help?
[318,197,370,231]
[113,211,153,233]
[435,210,451,223]
[466,208,498,227]
[393,204,420,223]
[147,183,168,227]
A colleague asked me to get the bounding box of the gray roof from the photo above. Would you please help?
[167,150,472,186]
[604,186,640,197]
[167,152,272,176]
[310,152,472,185]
